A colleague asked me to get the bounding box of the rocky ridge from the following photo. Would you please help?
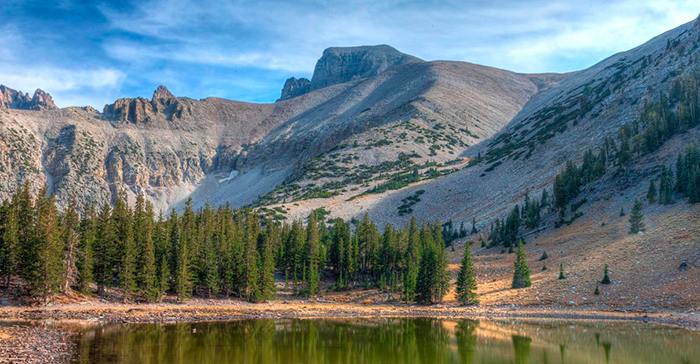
[0,85,57,111]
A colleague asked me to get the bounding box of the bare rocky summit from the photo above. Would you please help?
[279,77,311,101]
[308,45,423,91]
[0,85,57,111]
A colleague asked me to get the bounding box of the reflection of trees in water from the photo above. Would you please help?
[72,319,700,364]
[512,335,532,364]
[602,342,612,364]
[455,320,479,364]
[559,343,566,364]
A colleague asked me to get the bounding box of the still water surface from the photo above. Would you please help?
[72,318,700,363]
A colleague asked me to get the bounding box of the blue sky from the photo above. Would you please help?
[1,0,699,108]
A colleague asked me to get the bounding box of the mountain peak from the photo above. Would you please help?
[309,45,422,91]
[277,45,423,101]
[278,77,311,101]
[29,88,57,110]
[152,85,175,101]
[0,85,57,111]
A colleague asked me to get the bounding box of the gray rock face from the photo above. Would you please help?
[309,45,423,91]
[0,85,57,110]
[152,85,175,100]
[102,85,192,124]
[278,77,311,101]
[277,45,423,99]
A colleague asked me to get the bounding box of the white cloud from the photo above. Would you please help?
[0,26,125,108]
[98,0,700,75]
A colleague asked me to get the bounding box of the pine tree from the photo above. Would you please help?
[456,243,478,305]
[601,264,611,285]
[619,207,625,217]
[77,202,96,294]
[153,211,169,301]
[242,213,260,302]
[31,188,64,300]
[511,240,531,289]
[113,191,136,302]
[558,263,566,280]
[93,204,115,296]
[539,251,548,261]
[470,218,478,235]
[628,199,645,234]
[416,243,438,303]
[305,213,320,296]
[259,226,277,300]
[403,217,420,302]
[135,198,158,302]
[647,180,657,203]
[174,205,192,301]
[1,203,18,288]
[60,200,80,294]
[15,181,36,291]
[594,283,600,295]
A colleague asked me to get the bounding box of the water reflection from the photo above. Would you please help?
[71,318,700,364]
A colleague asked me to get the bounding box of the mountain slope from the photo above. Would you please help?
[0,45,555,211]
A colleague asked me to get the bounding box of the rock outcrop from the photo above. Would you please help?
[102,85,192,124]
[278,45,423,100]
[278,77,311,101]
[0,85,57,110]
[308,45,423,91]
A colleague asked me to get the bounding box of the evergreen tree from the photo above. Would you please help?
[601,264,611,285]
[153,211,169,300]
[15,182,36,290]
[539,251,548,261]
[647,180,657,203]
[628,199,645,234]
[174,204,193,301]
[259,225,277,300]
[619,207,625,217]
[511,241,531,289]
[1,203,18,288]
[305,213,320,296]
[455,243,478,305]
[470,217,478,235]
[30,188,64,300]
[558,263,566,280]
[77,202,96,294]
[403,217,420,302]
[93,204,115,296]
[242,213,261,302]
[594,283,600,295]
[135,198,158,301]
[659,165,674,205]
[416,243,438,303]
[60,200,80,294]
[113,191,136,301]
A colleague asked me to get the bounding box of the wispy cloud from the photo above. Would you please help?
[2,0,699,106]
[0,25,125,107]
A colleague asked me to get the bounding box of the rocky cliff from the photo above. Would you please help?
[0,85,57,111]
[278,77,311,101]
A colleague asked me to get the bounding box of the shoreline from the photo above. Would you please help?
[2,300,698,328]
[1,301,698,362]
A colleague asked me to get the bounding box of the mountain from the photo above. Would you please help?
[2,17,700,309]
[0,44,559,212]
[0,85,57,111]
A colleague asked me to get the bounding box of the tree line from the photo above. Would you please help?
[0,183,480,305]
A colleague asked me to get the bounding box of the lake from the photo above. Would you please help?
[71,318,700,363]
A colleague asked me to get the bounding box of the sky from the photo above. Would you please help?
[1,0,699,108]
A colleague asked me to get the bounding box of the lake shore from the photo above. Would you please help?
[1,299,699,326]
[1,300,698,362]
